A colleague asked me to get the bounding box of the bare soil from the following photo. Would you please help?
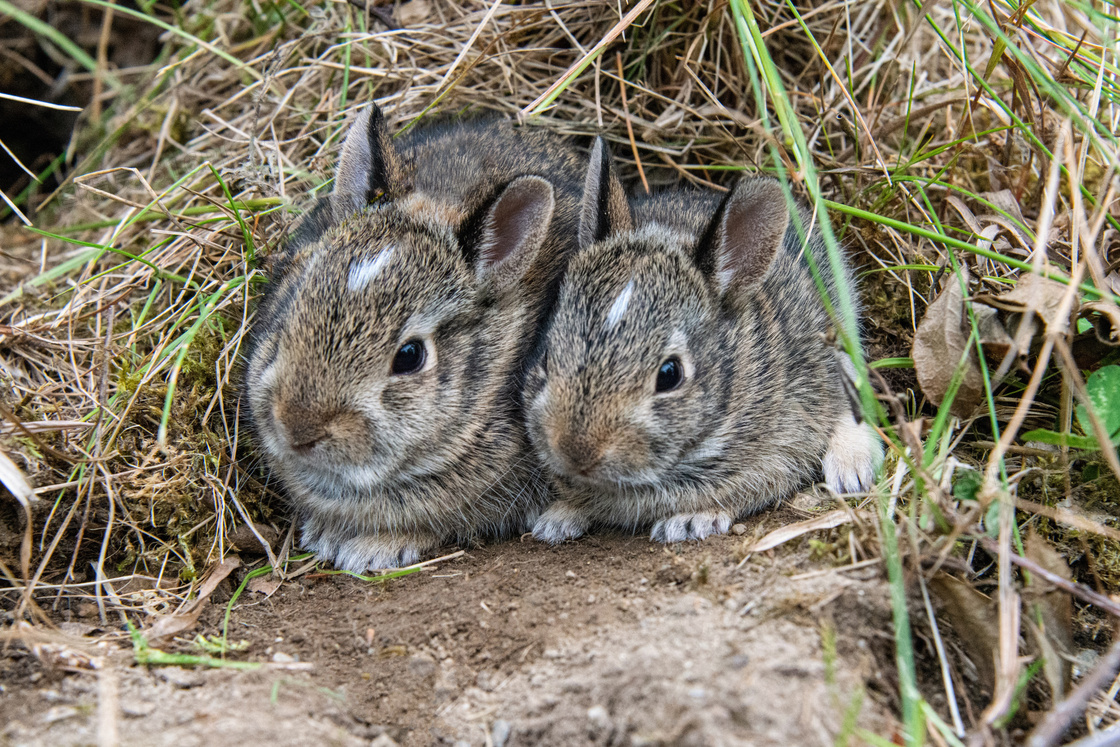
[2,504,900,746]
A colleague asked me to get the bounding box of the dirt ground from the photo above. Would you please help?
[2,502,900,747]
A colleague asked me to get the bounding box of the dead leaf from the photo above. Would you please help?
[227,523,280,555]
[912,269,1007,417]
[981,189,1028,229]
[145,556,241,647]
[1023,531,1074,701]
[5,621,102,673]
[930,573,999,694]
[741,510,853,554]
[977,304,1015,364]
[1081,300,1120,344]
[0,449,36,508]
[31,641,101,673]
[396,0,430,26]
[248,575,281,597]
[973,273,1076,333]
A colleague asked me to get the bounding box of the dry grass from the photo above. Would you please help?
[3,0,1120,742]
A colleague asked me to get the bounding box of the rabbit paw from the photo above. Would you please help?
[650,511,733,543]
[532,502,591,544]
[304,529,439,573]
[823,416,883,494]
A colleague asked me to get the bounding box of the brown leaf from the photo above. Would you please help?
[912,269,1007,417]
[973,273,1076,332]
[248,575,282,597]
[981,189,1028,229]
[741,509,854,554]
[930,573,999,694]
[977,303,1015,364]
[1023,531,1074,701]
[227,523,280,555]
[145,556,241,647]
[1081,300,1120,344]
[396,0,430,26]
[0,449,36,508]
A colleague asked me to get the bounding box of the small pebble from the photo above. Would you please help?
[155,668,204,689]
[587,705,610,729]
[41,706,79,725]
[491,719,511,747]
[731,523,748,536]
[271,652,295,663]
[121,700,156,718]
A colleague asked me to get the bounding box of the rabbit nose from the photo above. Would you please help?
[275,404,363,455]
[289,425,328,454]
[553,431,603,476]
[277,405,328,453]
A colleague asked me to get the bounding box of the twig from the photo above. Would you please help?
[1013,498,1120,543]
[519,0,657,118]
[1063,722,1120,747]
[977,537,1120,618]
[1027,635,1120,747]
[921,574,967,737]
[435,0,505,93]
[616,52,648,194]
[92,0,116,127]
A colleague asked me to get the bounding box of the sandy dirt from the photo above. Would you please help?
[2,504,901,746]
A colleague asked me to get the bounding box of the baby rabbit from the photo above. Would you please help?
[244,104,584,571]
[525,138,882,544]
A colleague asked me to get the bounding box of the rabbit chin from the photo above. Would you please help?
[548,458,663,491]
[269,454,394,501]
[277,447,463,505]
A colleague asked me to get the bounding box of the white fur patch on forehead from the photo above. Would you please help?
[347,244,396,292]
[605,279,635,331]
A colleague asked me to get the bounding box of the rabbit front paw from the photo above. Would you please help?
[532,501,591,544]
[650,511,733,543]
[823,416,883,494]
[304,529,440,573]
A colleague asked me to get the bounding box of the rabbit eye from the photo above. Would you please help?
[655,357,683,393]
[391,339,427,375]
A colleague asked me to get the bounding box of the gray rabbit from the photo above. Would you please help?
[525,138,882,543]
[243,104,584,570]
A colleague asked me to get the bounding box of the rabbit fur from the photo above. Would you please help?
[525,137,883,544]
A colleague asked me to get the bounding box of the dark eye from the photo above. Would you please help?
[655,357,683,393]
[391,339,427,375]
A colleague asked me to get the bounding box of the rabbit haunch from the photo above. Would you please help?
[243,105,583,571]
[525,138,883,545]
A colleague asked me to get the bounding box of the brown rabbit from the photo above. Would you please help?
[243,104,584,570]
[524,138,882,543]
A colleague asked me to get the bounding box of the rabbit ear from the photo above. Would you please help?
[697,178,789,295]
[470,175,556,291]
[332,104,405,222]
[578,136,632,250]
